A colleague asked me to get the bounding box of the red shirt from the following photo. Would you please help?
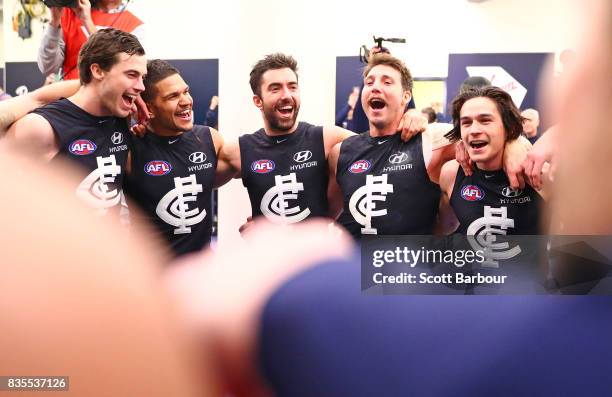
[61,7,143,80]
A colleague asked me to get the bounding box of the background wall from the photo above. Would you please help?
[1,0,587,243]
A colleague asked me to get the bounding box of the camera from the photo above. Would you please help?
[42,0,98,7]
[43,0,77,6]
[359,36,406,63]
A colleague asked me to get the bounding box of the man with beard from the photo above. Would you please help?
[219,53,427,227]
[125,59,225,256]
[6,28,146,220]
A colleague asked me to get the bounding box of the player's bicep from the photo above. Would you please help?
[323,126,354,157]
[210,128,224,156]
[215,139,240,187]
[327,173,344,220]
[6,113,57,160]
[214,158,238,188]
[328,142,342,176]
[439,160,459,197]
[433,192,459,235]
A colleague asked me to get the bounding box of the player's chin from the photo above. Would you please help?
[277,118,295,130]
[366,111,387,124]
[175,118,194,131]
[177,121,193,132]
[115,107,132,118]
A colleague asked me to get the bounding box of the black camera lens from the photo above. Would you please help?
[43,0,78,7]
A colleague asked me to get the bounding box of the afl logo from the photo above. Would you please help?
[145,160,172,176]
[349,160,371,174]
[293,150,312,163]
[251,159,275,173]
[388,152,409,164]
[69,139,97,155]
[189,152,206,164]
[461,185,485,201]
[501,186,523,198]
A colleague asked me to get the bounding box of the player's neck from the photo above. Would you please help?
[525,130,538,138]
[148,122,184,137]
[263,121,298,136]
[475,152,503,172]
[368,122,399,137]
[69,86,113,117]
[369,111,403,137]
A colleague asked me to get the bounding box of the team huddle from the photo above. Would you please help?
[1,28,552,258]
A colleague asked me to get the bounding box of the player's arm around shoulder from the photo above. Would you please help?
[323,125,354,158]
[210,127,224,157]
[434,159,460,235]
[423,125,455,184]
[327,141,344,219]
[439,159,460,198]
[32,80,80,106]
[5,113,58,160]
[535,163,553,202]
[0,80,79,135]
[502,135,532,189]
[214,131,241,188]
[327,140,343,177]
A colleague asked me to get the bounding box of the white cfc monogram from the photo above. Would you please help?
[467,205,521,268]
[156,174,206,234]
[260,173,311,224]
[349,174,394,234]
[76,154,122,215]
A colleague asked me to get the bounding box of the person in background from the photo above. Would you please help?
[421,106,437,123]
[335,86,360,130]
[521,108,541,144]
[38,0,145,80]
[204,95,219,129]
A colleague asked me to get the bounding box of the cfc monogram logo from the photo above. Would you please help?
[349,174,394,234]
[467,206,521,268]
[260,173,311,224]
[76,155,122,214]
[156,175,206,234]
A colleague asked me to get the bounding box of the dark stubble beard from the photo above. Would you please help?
[263,101,300,132]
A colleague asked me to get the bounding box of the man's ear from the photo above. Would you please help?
[145,102,156,119]
[90,64,105,81]
[253,95,263,110]
[402,90,412,107]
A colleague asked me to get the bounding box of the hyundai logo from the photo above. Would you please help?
[293,150,313,163]
[501,186,523,198]
[111,131,123,145]
[189,152,206,164]
[388,152,409,164]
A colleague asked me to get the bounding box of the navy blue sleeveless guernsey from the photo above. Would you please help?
[32,98,130,218]
[126,126,217,256]
[450,166,542,235]
[336,132,440,238]
[239,122,328,224]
